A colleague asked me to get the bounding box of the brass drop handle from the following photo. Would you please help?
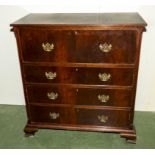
[98,94,110,103]
[47,92,58,100]
[42,42,54,52]
[49,112,59,120]
[98,115,108,123]
[98,73,111,82]
[99,43,112,53]
[45,72,57,80]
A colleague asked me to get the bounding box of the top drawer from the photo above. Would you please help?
[20,29,74,62]
[20,29,136,63]
[72,30,136,63]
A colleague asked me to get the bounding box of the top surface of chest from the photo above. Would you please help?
[11,13,147,27]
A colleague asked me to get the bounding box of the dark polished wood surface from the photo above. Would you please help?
[20,29,73,62]
[26,85,132,107]
[76,108,130,127]
[11,13,147,143]
[29,104,130,128]
[11,13,147,26]
[24,65,134,86]
[29,105,76,124]
[20,29,136,63]
[71,30,136,63]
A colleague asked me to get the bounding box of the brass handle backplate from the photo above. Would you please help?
[98,115,108,123]
[99,43,112,53]
[98,73,111,82]
[49,112,59,120]
[98,94,110,103]
[42,42,54,52]
[47,92,58,100]
[45,72,57,80]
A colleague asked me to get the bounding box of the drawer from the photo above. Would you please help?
[74,67,133,86]
[24,65,133,86]
[24,65,76,84]
[20,29,136,64]
[76,108,130,127]
[68,30,136,63]
[26,85,75,104]
[29,105,75,124]
[76,88,132,107]
[20,29,74,62]
[26,85,132,107]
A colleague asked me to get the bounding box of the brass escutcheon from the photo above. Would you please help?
[98,115,108,123]
[45,72,57,80]
[98,94,110,103]
[98,73,111,82]
[47,92,58,100]
[49,112,59,120]
[99,43,112,53]
[42,42,54,52]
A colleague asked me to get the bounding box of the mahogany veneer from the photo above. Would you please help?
[11,13,147,143]
[23,65,134,86]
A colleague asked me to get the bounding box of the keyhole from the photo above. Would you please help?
[74,31,78,35]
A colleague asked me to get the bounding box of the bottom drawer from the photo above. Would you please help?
[28,105,130,128]
[29,105,75,124]
[76,108,130,128]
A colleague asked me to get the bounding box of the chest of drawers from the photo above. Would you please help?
[11,13,147,143]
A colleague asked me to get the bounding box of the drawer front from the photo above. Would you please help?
[29,105,75,124]
[20,29,136,63]
[26,85,131,107]
[24,65,133,86]
[26,85,75,104]
[69,30,136,63]
[20,29,74,62]
[74,67,133,86]
[24,65,76,84]
[76,108,130,127]
[76,88,132,107]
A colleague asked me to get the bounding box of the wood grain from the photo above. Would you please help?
[11,13,147,143]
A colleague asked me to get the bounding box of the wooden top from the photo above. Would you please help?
[11,13,147,27]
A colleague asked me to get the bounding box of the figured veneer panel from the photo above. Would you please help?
[20,29,74,62]
[26,85,132,108]
[29,105,76,124]
[76,108,130,127]
[19,29,136,64]
[76,88,132,107]
[26,85,76,105]
[24,65,134,86]
[69,30,136,63]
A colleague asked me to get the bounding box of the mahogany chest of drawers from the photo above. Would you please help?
[11,13,147,143]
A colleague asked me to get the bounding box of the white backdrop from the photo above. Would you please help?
[0,5,155,111]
